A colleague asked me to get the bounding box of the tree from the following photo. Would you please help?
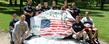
[20,0,23,13]
[9,0,17,5]
[15,0,17,5]
[96,0,100,7]
[9,0,12,5]
[100,0,105,10]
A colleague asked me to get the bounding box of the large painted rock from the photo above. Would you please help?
[30,10,75,39]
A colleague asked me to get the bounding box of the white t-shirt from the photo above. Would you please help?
[81,17,93,24]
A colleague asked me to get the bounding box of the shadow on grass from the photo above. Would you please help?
[0,10,22,16]
[80,11,104,17]
[0,1,24,15]
[0,2,10,7]
[101,9,109,11]
[0,8,7,11]
[80,6,109,11]
[0,4,23,15]
[0,2,24,7]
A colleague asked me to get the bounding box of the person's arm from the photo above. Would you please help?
[25,23,30,34]
[64,0,68,7]
[23,6,27,14]
[90,17,95,28]
[24,11,31,15]
[81,23,85,31]
[9,26,13,30]
[23,22,30,40]
[9,22,14,30]
[71,28,76,34]
[92,24,96,28]
[81,17,85,24]
[66,11,76,22]
[24,11,27,14]
[29,12,33,16]
[66,21,76,35]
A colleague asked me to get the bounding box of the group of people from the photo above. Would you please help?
[9,0,100,44]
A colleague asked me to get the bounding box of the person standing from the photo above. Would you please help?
[35,3,43,13]
[23,4,33,28]
[61,0,68,10]
[70,2,80,19]
[13,15,30,44]
[9,13,19,44]
[42,2,50,12]
[51,0,58,10]
[81,11,93,25]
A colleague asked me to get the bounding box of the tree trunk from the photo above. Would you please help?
[20,0,23,14]
[100,0,104,10]
[9,0,12,5]
[96,2,99,7]
[40,0,43,4]
[96,0,100,7]
[15,0,17,5]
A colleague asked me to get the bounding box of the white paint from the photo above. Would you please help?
[24,37,78,44]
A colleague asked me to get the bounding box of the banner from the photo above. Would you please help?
[30,10,75,39]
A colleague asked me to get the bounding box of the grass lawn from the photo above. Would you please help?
[0,0,19,31]
[0,13,11,31]
[0,0,109,43]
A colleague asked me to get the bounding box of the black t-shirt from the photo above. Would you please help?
[35,8,43,13]
[72,21,84,32]
[23,5,33,13]
[51,6,58,10]
[70,8,80,19]
[25,15,32,28]
[42,6,50,12]
[9,19,19,29]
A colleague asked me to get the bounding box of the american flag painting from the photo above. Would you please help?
[40,19,72,38]
[31,10,75,39]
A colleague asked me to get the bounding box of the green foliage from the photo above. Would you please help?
[75,0,97,8]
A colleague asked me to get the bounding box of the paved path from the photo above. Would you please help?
[0,32,10,44]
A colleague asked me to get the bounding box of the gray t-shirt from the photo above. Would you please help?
[13,21,29,44]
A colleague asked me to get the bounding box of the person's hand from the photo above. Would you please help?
[9,26,13,30]
[24,31,29,39]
